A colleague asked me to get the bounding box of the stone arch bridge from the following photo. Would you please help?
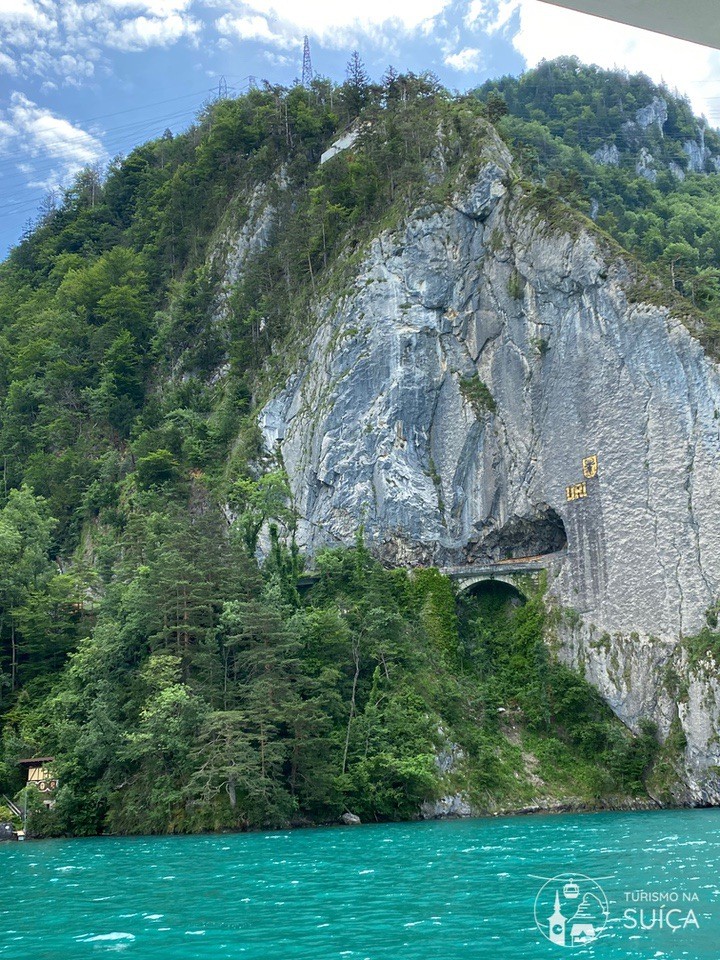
[439,553,562,595]
[297,552,564,595]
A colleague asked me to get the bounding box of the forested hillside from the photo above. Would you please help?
[0,59,716,834]
[478,58,720,349]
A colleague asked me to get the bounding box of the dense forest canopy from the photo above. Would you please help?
[0,57,713,833]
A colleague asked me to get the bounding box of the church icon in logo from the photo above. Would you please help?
[533,873,610,948]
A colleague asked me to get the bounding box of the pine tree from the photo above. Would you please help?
[345,51,370,117]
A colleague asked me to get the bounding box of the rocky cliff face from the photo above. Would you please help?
[592,95,720,179]
[255,126,720,804]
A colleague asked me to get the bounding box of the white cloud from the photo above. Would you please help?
[0,119,17,142]
[0,0,202,83]
[465,0,518,34]
[0,93,106,190]
[0,0,456,73]
[215,13,299,50]
[444,46,483,71]
[0,0,57,32]
[16,48,99,88]
[104,0,195,13]
[212,0,452,49]
[463,0,488,27]
[473,0,720,122]
[0,51,19,75]
[262,49,293,67]
[106,12,201,50]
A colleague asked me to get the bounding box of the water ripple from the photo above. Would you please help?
[0,810,719,958]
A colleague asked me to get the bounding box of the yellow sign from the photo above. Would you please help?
[566,482,587,502]
[582,454,598,479]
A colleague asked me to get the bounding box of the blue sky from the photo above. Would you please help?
[2,0,720,256]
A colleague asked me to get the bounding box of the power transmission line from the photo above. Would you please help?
[0,104,205,225]
[0,78,261,249]
[0,98,214,181]
[71,88,216,127]
[0,77,267,225]
[0,105,202,189]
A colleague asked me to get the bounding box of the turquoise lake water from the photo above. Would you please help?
[1,809,719,959]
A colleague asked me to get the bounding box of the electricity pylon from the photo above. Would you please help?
[301,36,313,87]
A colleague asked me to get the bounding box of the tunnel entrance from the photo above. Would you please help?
[458,580,527,639]
[465,506,567,564]
[462,578,526,607]
[457,578,528,663]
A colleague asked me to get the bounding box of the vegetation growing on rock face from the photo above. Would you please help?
[455,583,658,806]
[0,57,708,833]
[459,375,497,417]
[682,625,720,669]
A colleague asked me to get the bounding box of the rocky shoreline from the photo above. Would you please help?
[419,794,665,821]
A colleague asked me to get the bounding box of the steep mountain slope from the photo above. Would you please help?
[2,64,720,832]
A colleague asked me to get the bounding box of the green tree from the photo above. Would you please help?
[486,90,508,124]
[0,487,56,694]
[344,52,370,117]
[229,470,293,554]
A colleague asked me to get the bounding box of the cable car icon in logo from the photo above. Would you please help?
[532,873,610,948]
[563,879,580,899]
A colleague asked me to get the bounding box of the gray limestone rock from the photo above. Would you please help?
[635,97,668,134]
[257,128,720,804]
[420,795,474,818]
[636,147,657,181]
[669,162,686,182]
[683,137,708,174]
[341,811,362,825]
[592,143,620,167]
[321,128,359,165]
[213,182,276,295]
